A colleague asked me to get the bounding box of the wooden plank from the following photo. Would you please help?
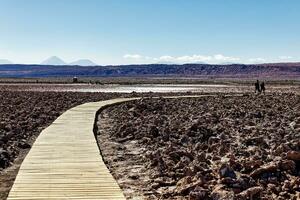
[8,98,137,200]
[8,95,212,199]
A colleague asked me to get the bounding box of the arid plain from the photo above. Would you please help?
[0,79,299,199]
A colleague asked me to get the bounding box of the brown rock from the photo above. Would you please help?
[189,186,208,200]
[211,185,234,200]
[175,176,203,195]
[243,159,264,171]
[287,151,300,161]
[250,162,278,178]
[274,144,291,156]
[196,152,206,162]
[279,159,296,172]
[236,186,263,200]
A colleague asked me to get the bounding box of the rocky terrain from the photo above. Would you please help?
[0,91,128,199]
[0,89,198,199]
[97,94,300,199]
[0,91,127,170]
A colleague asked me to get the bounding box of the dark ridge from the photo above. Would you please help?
[0,63,299,78]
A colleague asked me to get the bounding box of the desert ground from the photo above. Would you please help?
[97,95,300,199]
[0,90,127,199]
[0,79,299,199]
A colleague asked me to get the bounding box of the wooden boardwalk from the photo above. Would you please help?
[7,95,218,199]
[8,98,137,200]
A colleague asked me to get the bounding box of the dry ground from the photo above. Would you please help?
[97,94,300,199]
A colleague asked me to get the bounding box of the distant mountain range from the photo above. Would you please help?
[0,62,299,78]
[41,56,97,66]
[69,59,98,66]
[0,59,13,64]
[0,56,98,66]
[41,56,66,65]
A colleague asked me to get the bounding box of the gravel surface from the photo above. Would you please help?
[97,94,300,199]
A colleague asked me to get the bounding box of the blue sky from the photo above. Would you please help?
[0,0,300,65]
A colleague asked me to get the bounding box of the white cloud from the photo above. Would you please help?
[213,54,240,62]
[278,56,293,60]
[159,55,175,61]
[123,54,143,59]
[123,53,240,64]
[247,58,266,64]
[176,55,212,63]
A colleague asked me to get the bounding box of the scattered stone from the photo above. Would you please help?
[219,164,236,179]
[189,186,209,200]
[175,176,203,195]
[250,162,278,178]
[18,140,31,149]
[279,159,296,172]
[236,186,263,200]
[97,95,300,199]
[287,151,300,161]
[211,185,234,200]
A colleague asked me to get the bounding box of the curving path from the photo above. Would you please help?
[7,98,139,200]
[8,95,235,199]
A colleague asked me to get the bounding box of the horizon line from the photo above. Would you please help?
[1,61,300,67]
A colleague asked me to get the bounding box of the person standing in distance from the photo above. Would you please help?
[255,80,261,93]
